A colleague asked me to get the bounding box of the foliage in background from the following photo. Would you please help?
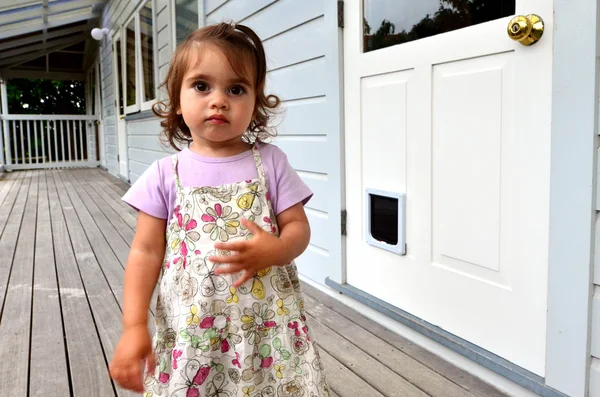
[6,79,85,115]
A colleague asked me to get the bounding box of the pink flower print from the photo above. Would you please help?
[170,212,200,254]
[221,339,230,353]
[263,217,276,233]
[232,352,241,368]
[200,316,215,329]
[201,204,240,242]
[173,349,183,369]
[159,372,170,384]
[261,356,274,368]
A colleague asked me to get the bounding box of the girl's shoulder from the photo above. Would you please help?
[255,142,289,165]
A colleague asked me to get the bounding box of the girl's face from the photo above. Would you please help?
[177,45,256,150]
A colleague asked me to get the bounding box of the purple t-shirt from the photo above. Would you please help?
[122,143,313,223]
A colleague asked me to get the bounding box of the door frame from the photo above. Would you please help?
[111,29,129,181]
[328,0,598,396]
[545,0,598,395]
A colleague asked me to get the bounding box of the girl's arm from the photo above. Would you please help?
[122,211,166,328]
[272,202,311,264]
[110,211,166,392]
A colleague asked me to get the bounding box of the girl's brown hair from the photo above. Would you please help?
[152,22,281,151]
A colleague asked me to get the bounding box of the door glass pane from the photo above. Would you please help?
[115,40,125,115]
[363,0,516,52]
[175,0,198,44]
[126,19,136,107]
[140,0,155,101]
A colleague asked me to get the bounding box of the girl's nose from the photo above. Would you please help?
[210,91,228,109]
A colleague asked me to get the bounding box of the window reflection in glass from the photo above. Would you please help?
[140,1,155,101]
[175,0,198,44]
[363,0,516,52]
[126,19,136,107]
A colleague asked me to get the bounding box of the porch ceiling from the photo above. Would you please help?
[0,0,108,80]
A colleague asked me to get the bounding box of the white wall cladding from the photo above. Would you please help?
[205,0,344,284]
[99,0,174,182]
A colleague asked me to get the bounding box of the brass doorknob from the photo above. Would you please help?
[507,14,544,46]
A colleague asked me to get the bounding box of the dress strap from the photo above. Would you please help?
[172,154,183,193]
[252,145,267,186]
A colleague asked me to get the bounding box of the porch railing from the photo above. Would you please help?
[0,115,100,171]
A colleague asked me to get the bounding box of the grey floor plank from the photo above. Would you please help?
[302,284,509,397]
[319,347,387,397]
[30,171,71,397]
[82,170,137,230]
[48,170,116,397]
[55,170,129,307]
[0,172,23,313]
[308,312,429,397]
[0,172,17,209]
[304,294,476,397]
[88,169,138,219]
[66,170,135,247]
[54,170,139,397]
[95,169,131,197]
[0,171,35,395]
[60,170,131,266]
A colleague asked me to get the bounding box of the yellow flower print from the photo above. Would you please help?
[243,386,255,397]
[227,286,239,304]
[275,364,286,379]
[187,304,200,327]
[277,299,290,316]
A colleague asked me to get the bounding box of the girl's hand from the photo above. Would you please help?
[212,218,288,287]
[109,325,155,393]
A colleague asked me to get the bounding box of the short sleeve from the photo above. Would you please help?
[122,160,169,219]
[271,148,313,215]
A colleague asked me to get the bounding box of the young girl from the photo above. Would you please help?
[108,22,331,397]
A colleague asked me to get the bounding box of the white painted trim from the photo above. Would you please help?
[0,0,103,26]
[0,78,7,166]
[198,0,205,28]
[323,0,345,284]
[545,0,598,394]
[0,10,101,40]
[300,275,540,397]
[0,115,98,121]
[0,23,91,52]
[5,161,101,171]
[0,70,85,81]
[0,34,88,60]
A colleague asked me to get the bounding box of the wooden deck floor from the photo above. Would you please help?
[0,169,509,397]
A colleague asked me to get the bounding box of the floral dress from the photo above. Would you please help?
[144,146,331,397]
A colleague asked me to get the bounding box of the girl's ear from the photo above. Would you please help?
[176,108,182,115]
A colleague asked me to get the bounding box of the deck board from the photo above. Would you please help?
[302,283,509,397]
[48,170,116,397]
[0,171,35,395]
[0,168,510,397]
[31,170,70,397]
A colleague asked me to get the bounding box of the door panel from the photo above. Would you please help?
[344,0,552,375]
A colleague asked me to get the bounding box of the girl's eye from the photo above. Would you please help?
[229,85,245,96]
[194,82,209,92]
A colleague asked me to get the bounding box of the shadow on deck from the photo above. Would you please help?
[0,169,508,397]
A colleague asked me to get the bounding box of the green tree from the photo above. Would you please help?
[6,79,85,115]
[365,0,515,52]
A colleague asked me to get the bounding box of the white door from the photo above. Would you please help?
[344,0,552,376]
[112,32,129,179]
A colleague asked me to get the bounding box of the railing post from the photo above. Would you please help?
[0,77,9,167]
